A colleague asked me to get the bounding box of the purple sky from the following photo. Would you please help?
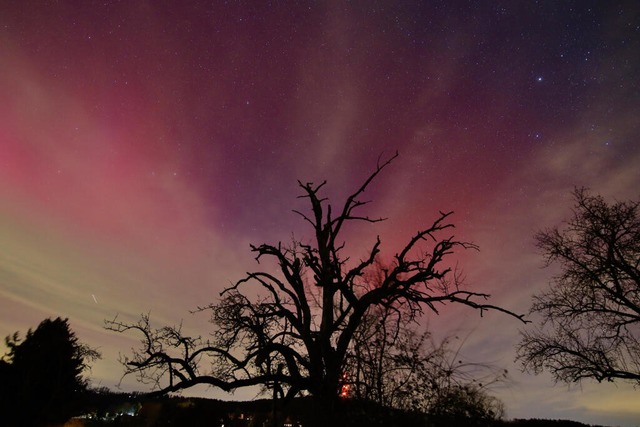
[1,1,639,425]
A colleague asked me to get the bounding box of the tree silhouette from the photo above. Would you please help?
[106,152,525,425]
[347,301,507,422]
[517,188,640,385]
[1,317,100,426]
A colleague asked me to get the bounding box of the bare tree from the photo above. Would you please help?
[106,152,524,422]
[517,188,640,385]
[346,299,507,421]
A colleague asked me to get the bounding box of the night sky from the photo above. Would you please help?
[1,1,639,425]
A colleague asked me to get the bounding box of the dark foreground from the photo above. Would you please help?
[43,391,610,427]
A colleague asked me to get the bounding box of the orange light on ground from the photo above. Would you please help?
[340,384,349,398]
[340,373,350,398]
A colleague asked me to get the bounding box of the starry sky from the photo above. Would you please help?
[1,1,639,425]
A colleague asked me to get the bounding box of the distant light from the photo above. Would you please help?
[536,76,543,82]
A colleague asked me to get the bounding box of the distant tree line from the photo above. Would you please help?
[65,390,612,427]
